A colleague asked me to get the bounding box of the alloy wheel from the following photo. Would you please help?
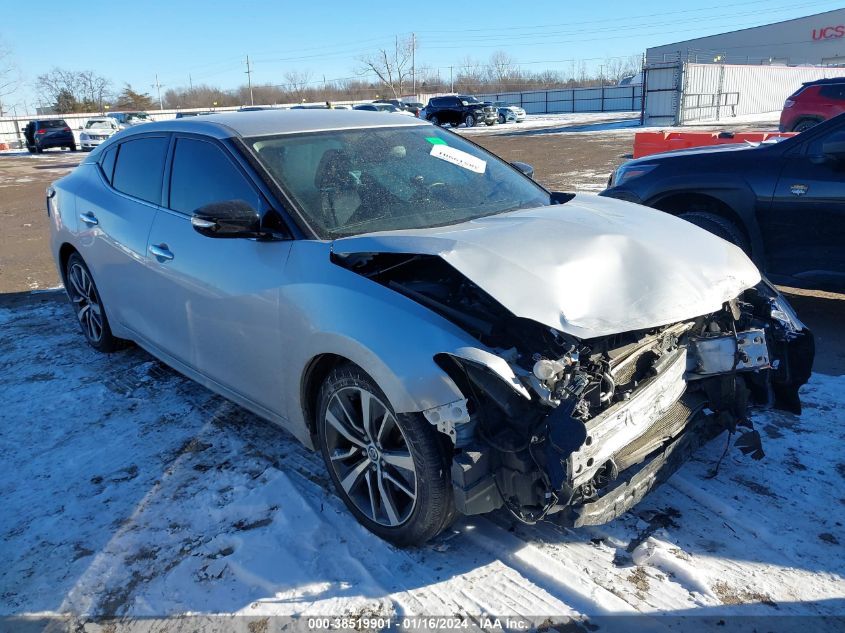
[67,262,104,343]
[323,386,417,527]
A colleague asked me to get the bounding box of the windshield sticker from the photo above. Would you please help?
[430,144,487,174]
[426,137,447,145]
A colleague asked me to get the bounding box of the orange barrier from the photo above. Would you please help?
[0,143,8,151]
[633,131,796,159]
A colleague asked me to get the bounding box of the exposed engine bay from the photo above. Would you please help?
[333,251,814,526]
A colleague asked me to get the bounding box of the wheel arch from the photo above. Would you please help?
[58,242,80,286]
[648,190,765,264]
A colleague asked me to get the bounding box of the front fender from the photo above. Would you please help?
[281,241,503,440]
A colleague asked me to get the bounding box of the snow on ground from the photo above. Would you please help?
[458,111,782,138]
[1,292,844,631]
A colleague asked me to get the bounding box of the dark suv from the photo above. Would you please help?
[424,95,496,127]
[780,77,845,132]
[23,119,76,153]
[601,112,845,292]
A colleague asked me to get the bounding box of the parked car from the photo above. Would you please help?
[491,101,526,124]
[79,117,120,150]
[48,110,812,545]
[424,95,497,127]
[23,119,76,153]
[402,101,424,116]
[107,111,153,129]
[780,77,845,132]
[602,112,845,292]
[175,111,215,118]
[353,103,415,116]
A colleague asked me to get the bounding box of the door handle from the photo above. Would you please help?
[148,244,174,261]
[79,212,99,226]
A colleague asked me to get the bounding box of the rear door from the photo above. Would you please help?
[766,120,845,288]
[142,134,293,415]
[75,134,169,331]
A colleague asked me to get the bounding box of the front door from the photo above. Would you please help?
[141,135,292,415]
[765,121,845,289]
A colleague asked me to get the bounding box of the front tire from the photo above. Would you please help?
[430,115,441,126]
[678,211,749,254]
[65,253,123,353]
[317,363,454,546]
[792,118,820,133]
[464,114,476,128]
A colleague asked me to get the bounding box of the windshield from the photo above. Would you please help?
[250,125,552,239]
[460,96,481,104]
[126,113,150,121]
[85,120,113,129]
[376,104,398,112]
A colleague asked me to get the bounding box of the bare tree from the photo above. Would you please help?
[358,35,417,98]
[283,70,313,102]
[0,38,19,115]
[602,55,642,84]
[487,51,517,86]
[36,68,112,112]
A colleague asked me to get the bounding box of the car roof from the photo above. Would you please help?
[113,109,429,140]
[803,77,845,86]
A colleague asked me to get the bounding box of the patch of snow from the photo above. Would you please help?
[1,292,844,625]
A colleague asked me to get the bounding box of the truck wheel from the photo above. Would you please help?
[317,363,454,546]
[430,115,441,126]
[678,211,749,254]
[464,114,476,128]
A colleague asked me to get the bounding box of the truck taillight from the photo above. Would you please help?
[36,129,46,134]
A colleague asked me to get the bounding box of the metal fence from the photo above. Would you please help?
[474,85,642,115]
[643,62,845,126]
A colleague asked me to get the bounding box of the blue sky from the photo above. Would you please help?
[3,0,843,111]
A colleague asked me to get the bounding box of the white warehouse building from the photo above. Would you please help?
[647,8,845,66]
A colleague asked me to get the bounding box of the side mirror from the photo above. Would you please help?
[822,140,845,161]
[511,161,535,179]
[191,200,261,238]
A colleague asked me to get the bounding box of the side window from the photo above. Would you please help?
[169,137,261,215]
[112,136,168,204]
[819,84,845,100]
[99,145,117,183]
[807,127,845,156]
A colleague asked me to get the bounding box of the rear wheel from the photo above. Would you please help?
[65,253,124,353]
[70,143,77,152]
[317,363,454,546]
[430,115,441,126]
[678,211,749,254]
[498,114,506,124]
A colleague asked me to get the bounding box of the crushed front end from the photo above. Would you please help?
[334,252,813,526]
[434,281,813,526]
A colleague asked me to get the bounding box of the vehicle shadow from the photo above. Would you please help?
[1,290,843,620]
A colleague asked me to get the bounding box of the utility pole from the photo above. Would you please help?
[449,66,453,93]
[153,74,164,110]
[412,32,416,98]
[245,55,254,106]
[189,73,193,92]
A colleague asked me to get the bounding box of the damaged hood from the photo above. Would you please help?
[333,194,761,339]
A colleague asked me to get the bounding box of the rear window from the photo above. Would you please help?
[111,136,169,204]
[819,84,845,100]
[99,145,117,183]
[39,120,67,129]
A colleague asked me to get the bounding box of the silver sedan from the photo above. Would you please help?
[48,111,813,545]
